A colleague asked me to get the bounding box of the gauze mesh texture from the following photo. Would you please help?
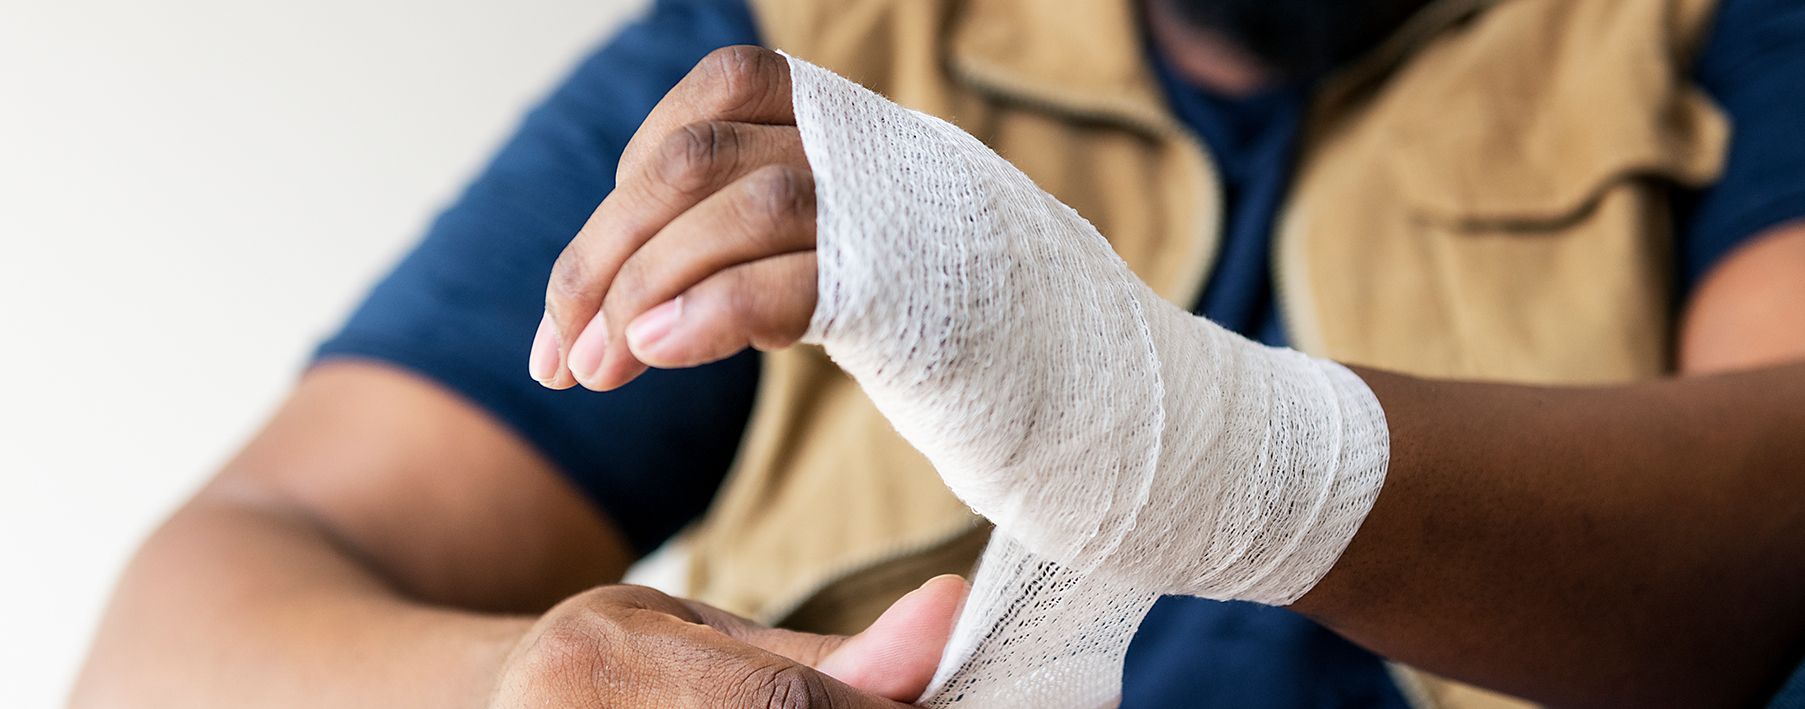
[785,55,1390,707]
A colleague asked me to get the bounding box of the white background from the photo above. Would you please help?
[0,1,642,705]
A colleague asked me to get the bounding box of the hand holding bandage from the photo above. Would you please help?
[531,46,1389,708]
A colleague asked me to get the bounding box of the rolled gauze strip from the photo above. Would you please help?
[785,54,1390,707]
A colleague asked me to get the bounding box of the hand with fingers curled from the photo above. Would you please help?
[529,45,817,392]
[489,577,968,708]
[515,45,967,707]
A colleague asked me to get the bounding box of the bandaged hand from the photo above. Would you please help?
[784,53,1391,707]
[741,46,1382,605]
[532,45,1391,707]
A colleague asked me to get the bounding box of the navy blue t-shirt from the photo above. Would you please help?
[316,0,1805,705]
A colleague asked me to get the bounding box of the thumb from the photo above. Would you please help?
[815,574,969,702]
[694,574,969,702]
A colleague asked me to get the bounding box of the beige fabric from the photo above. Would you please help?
[1281,0,1728,380]
[682,0,1727,706]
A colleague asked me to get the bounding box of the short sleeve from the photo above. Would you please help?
[314,0,763,555]
[1771,651,1805,708]
[1678,0,1805,293]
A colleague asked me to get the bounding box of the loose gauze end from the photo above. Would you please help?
[784,54,1391,708]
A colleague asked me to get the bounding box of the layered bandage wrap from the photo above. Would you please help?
[786,56,1390,707]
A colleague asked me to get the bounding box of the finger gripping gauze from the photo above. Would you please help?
[786,56,1390,708]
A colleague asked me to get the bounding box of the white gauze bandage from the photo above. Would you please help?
[786,56,1390,708]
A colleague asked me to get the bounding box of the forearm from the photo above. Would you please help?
[1294,363,1805,707]
[72,490,531,708]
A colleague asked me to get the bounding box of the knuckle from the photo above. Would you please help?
[546,245,600,307]
[734,664,831,709]
[514,585,666,681]
[722,273,765,322]
[656,122,734,195]
[726,280,796,351]
[738,165,814,229]
[702,45,784,115]
[747,258,814,351]
[607,258,652,311]
[518,612,610,684]
[598,584,671,611]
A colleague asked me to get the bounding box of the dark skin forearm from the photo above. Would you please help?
[71,365,587,708]
[1293,363,1805,708]
[1289,225,1805,708]
[74,363,951,708]
[71,489,534,708]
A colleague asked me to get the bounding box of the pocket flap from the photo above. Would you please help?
[1379,0,1727,228]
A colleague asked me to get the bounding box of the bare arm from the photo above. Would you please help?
[1293,223,1805,707]
[73,311,952,709]
[69,362,625,707]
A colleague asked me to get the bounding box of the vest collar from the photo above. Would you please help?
[945,0,1501,137]
[947,0,1176,135]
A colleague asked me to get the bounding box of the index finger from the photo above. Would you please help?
[616,45,795,186]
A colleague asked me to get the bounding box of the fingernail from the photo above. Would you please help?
[626,298,683,357]
[566,311,610,385]
[528,312,559,383]
[922,574,968,591]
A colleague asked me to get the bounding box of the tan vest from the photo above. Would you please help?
[683,0,1728,705]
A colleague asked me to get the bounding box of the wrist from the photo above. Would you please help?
[1069,304,1390,604]
[1211,355,1390,604]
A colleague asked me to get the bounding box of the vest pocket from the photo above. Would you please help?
[1385,88,1726,232]
[1380,111,1708,383]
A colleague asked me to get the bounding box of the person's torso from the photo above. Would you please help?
[686,1,1727,706]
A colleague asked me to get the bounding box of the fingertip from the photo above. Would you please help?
[922,573,972,595]
[529,311,560,384]
[540,359,579,389]
[894,574,968,645]
[566,313,611,390]
[591,341,651,391]
[815,574,968,702]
